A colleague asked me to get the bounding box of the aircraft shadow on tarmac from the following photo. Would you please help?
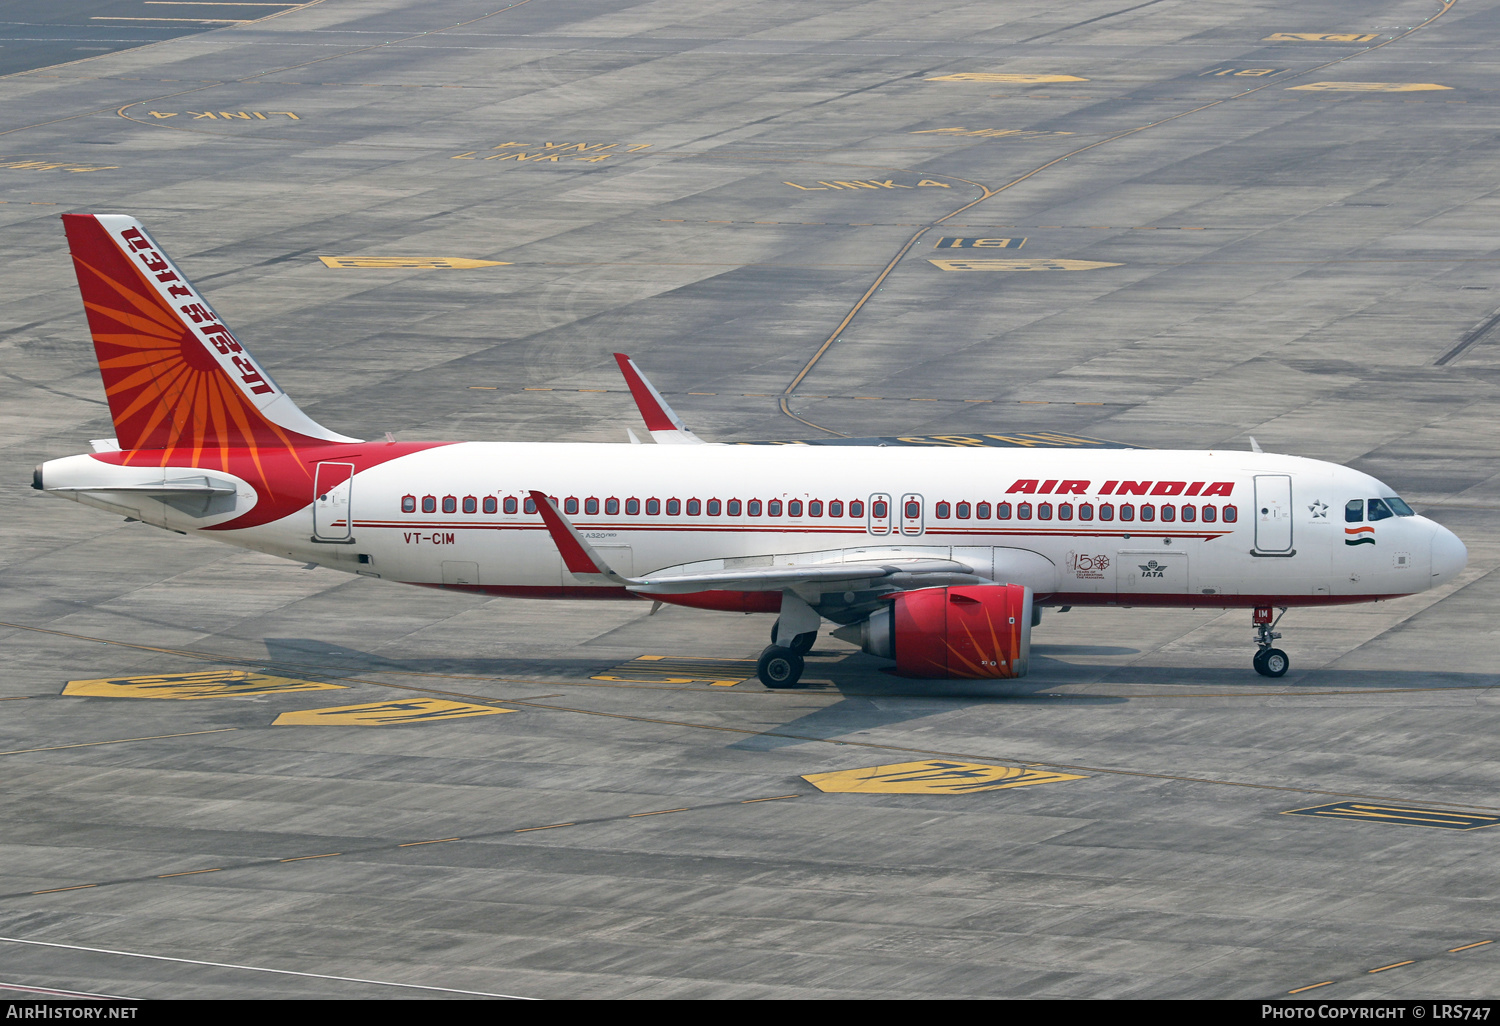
[260,637,1499,695]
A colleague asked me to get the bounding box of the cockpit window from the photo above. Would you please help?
[1385,496,1415,517]
[1345,499,1364,523]
[1367,498,1394,522]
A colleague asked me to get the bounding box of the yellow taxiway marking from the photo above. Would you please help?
[629,808,689,818]
[280,853,341,862]
[397,838,459,847]
[593,656,756,687]
[0,728,236,757]
[934,237,1025,249]
[515,823,573,832]
[318,256,510,269]
[1282,802,1500,830]
[1449,941,1493,953]
[1263,32,1379,42]
[31,885,97,894]
[156,869,221,878]
[64,669,344,700]
[0,158,117,173]
[929,258,1122,271]
[1287,981,1335,994]
[804,760,1086,795]
[1368,960,1416,973]
[272,698,512,725]
[927,73,1087,83]
[1288,81,1451,92]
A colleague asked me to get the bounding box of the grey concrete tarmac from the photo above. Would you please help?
[2,0,1499,1000]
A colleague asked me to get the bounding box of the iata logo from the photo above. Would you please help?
[1137,559,1168,578]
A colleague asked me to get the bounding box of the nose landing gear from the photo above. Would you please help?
[1252,605,1289,677]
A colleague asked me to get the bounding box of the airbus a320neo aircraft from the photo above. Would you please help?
[33,215,1468,687]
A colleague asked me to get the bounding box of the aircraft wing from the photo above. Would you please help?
[527,490,983,593]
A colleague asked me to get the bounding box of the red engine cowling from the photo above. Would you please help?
[857,585,1033,679]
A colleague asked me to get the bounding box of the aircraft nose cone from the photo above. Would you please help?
[1431,525,1467,586]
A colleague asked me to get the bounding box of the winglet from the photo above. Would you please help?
[612,353,704,444]
[528,490,632,582]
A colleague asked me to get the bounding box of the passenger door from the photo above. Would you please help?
[1254,475,1293,552]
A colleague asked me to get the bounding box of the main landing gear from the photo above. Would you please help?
[759,624,817,688]
[1252,605,1289,678]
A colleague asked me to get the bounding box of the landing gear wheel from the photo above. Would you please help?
[1253,648,1289,678]
[757,645,804,688]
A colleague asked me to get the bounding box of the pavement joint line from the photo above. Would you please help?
[11,621,1500,811]
[5,795,804,900]
[0,728,237,757]
[0,936,535,1000]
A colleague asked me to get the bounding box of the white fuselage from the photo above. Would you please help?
[43,443,1467,612]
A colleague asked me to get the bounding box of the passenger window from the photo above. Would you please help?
[808,499,822,517]
[1140,504,1154,522]
[442,496,456,514]
[503,497,518,515]
[605,497,620,515]
[1223,504,1237,523]
[1202,505,1217,523]
[401,495,416,513]
[870,500,885,518]
[956,502,971,519]
[904,500,920,519]
[1018,502,1033,520]
[585,498,599,515]
[1079,503,1094,521]
[1119,503,1134,522]
[728,499,742,516]
[976,501,991,520]
[563,497,579,515]
[851,500,865,517]
[626,498,640,515]
[997,502,1012,520]
[524,497,536,514]
[788,499,802,517]
[686,498,701,517]
[646,498,661,515]
[1345,499,1364,523]
[666,498,681,516]
[1038,502,1052,521]
[462,496,477,514]
[1181,504,1195,523]
[422,495,436,513]
[768,499,783,516]
[935,502,951,519]
[1099,503,1115,522]
[1160,504,1175,523]
[1367,498,1394,522]
[748,499,763,516]
[828,499,843,517]
[1058,503,1073,521]
[483,497,497,514]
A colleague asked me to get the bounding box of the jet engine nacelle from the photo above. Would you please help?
[843,584,1033,679]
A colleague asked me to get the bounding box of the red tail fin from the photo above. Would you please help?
[62,214,356,453]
